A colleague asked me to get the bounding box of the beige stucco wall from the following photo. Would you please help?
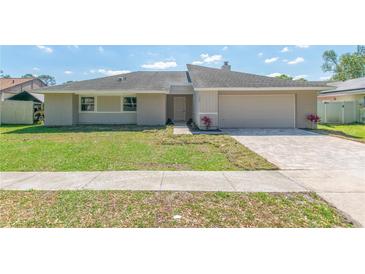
[44,93,75,126]
[166,95,193,121]
[137,93,166,125]
[97,96,121,112]
[295,91,317,128]
[194,91,219,129]
[78,113,136,124]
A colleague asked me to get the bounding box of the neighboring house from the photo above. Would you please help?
[0,78,46,101]
[318,77,365,124]
[35,63,329,129]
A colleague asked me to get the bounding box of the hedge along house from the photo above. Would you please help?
[36,63,329,128]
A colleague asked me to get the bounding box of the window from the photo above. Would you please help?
[81,96,95,111]
[123,97,137,111]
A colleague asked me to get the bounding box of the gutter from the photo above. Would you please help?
[195,87,330,92]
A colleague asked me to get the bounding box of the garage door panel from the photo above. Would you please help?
[219,95,295,128]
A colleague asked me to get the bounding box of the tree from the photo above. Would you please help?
[275,74,293,80]
[322,45,365,81]
[38,74,56,86]
[22,73,35,78]
[294,78,308,82]
[0,70,11,78]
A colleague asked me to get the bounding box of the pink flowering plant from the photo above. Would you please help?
[201,116,212,130]
[306,113,320,128]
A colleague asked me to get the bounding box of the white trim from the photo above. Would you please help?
[196,87,330,92]
[199,112,218,115]
[80,111,137,114]
[78,94,138,113]
[122,96,137,113]
[40,90,168,95]
[79,95,97,113]
[293,93,296,128]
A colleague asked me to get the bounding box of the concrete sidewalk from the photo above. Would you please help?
[0,171,306,192]
[1,170,364,226]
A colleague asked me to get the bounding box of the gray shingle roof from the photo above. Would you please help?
[186,64,329,89]
[36,64,330,93]
[321,77,365,94]
[38,71,191,92]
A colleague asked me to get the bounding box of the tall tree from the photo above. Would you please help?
[275,74,293,80]
[38,74,56,86]
[0,70,11,78]
[21,73,35,78]
[322,46,365,81]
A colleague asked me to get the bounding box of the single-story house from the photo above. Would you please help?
[318,77,365,124]
[0,77,46,101]
[35,63,329,129]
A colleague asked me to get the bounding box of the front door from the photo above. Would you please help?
[173,97,186,121]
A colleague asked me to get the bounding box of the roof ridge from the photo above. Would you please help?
[187,63,327,85]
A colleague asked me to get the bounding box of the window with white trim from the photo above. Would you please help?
[123,96,137,111]
[80,96,95,111]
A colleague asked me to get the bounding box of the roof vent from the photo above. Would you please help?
[221,61,231,71]
[118,76,127,82]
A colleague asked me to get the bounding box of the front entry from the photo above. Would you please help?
[173,96,186,121]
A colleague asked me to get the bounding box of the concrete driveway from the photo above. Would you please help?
[224,128,365,226]
[224,128,365,170]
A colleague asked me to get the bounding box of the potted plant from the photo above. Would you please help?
[306,113,320,129]
[201,116,212,130]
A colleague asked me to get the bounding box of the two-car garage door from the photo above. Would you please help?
[219,94,295,128]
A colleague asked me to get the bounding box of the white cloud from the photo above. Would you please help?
[36,45,53,53]
[98,46,104,53]
[89,69,130,76]
[293,74,308,80]
[320,76,331,81]
[287,57,304,65]
[267,73,283,77]
[141,61,177,70]
[281,47,289,53]
[192,53,223,65]
[32,67,40,71]
[258,52,263,57]
[200,53,223,63]
[222,46,228,51]
[296,45,310,48]
[64,70,73,75]
[264,57,279,64]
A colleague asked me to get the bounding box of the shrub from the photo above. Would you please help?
[201,116,212,130]
[306,114,321,123]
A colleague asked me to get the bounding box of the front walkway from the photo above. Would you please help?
[173,122,192,135]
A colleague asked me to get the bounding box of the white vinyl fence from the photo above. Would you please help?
[317,101,358,124]
[0,100,34,125]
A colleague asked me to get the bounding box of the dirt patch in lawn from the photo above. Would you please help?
[0,191,352,228]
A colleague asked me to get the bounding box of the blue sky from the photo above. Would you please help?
[0,45,357,84]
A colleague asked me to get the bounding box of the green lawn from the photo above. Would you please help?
[316,123,365,143]
[0,190,352,228]
[0,125,276,171]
